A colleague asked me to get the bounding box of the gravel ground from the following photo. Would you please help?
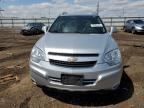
[0,28,144,108]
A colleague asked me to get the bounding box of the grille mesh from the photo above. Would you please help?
[49,59,96,67]
[48,52,99,57]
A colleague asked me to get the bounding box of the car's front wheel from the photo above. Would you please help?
[132,28,137,34]
[123,27,127,32]
[30,28,39,35]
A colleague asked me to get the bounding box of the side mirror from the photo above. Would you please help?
[42,26,49,34]
[110,26,117,35]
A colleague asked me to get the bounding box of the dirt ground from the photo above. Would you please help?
[0,28,144,108]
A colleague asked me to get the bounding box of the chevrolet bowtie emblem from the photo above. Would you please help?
[67,57,78,62]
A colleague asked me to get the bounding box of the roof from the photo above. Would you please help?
[127,19,143,21]
[60,12,98,17]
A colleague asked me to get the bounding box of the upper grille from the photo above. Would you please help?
[48,52,99,57]
[49,59,96,67]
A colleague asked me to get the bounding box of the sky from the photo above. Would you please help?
[0,0,144,18]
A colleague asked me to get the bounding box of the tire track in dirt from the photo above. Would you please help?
[20,97,31,108]
[122,46,144,64]
[0,51,30,63]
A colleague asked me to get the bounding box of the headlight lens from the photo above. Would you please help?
[24,26,30,30]
[104,49,121,66]
[31,46,45,63]
[135,25,142,30]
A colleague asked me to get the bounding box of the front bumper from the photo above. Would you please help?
[20,29,31,35]
[29,60,123,91]
[135,28,144,32]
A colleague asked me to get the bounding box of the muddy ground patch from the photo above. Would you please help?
[0,28,144,108]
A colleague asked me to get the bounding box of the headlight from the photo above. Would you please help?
[24,26,30,30]
[135,25,142,30]
[104,49,121,66]
[31,46,45,63]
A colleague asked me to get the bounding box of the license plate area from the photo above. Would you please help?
[61,74,83,86]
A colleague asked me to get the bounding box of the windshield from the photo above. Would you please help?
[26,23,34,27]
[134,20,144,24]
[26,23,44,27]
[49,16,107,34]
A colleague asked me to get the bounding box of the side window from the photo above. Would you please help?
[130,20,134,24]
[126,20,130,24]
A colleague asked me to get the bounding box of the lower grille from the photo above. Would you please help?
[49,59,96,67]
[49,76,96,86]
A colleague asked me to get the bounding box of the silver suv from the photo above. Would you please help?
[29,13,123,91]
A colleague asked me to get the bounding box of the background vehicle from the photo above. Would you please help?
[20,22,45,35]
[123,19,144,34]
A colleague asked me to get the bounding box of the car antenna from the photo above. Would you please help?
[97,0,99,15]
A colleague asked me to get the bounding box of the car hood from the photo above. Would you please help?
[22,26,31,30]
[41,33,111,54]
[135,24,144,27]
[36,32,118,62]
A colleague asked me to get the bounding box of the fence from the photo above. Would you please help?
[0,18,55,28]
[0,17,144,29]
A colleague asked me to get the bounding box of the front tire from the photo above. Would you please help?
[132,28,136,34]
[123,27,127,32]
